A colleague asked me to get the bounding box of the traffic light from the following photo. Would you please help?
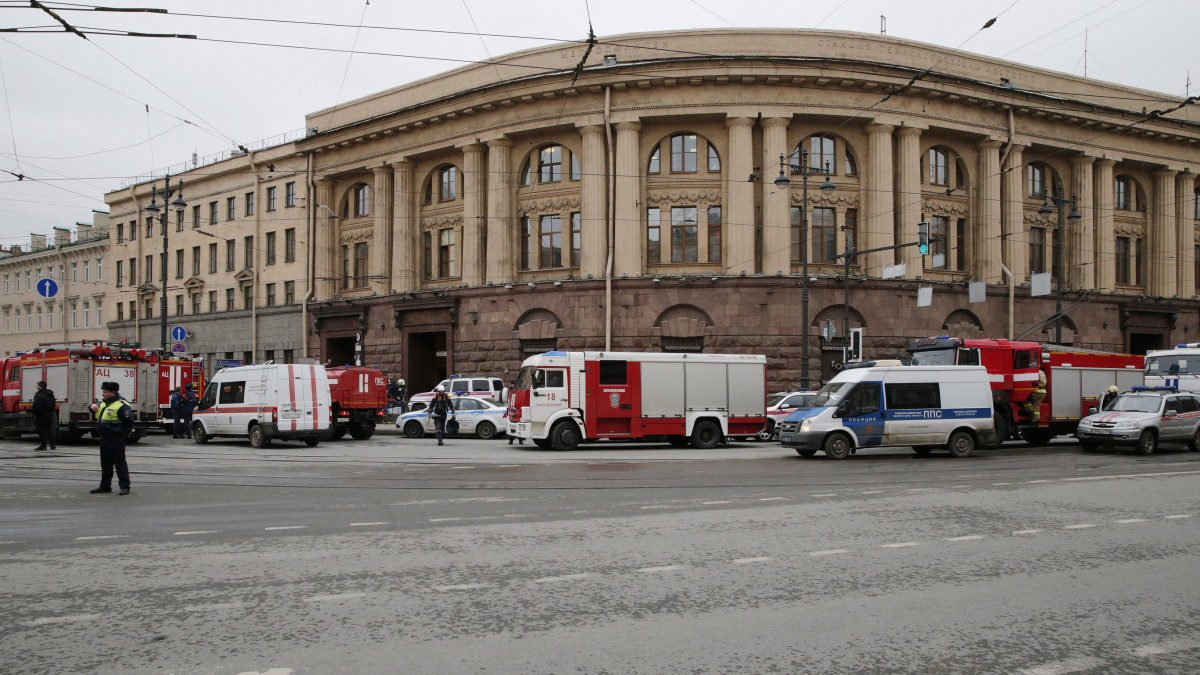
[917,221,930,255]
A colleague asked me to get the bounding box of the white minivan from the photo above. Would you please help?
[192,364,332,448]
[777,363,997,458]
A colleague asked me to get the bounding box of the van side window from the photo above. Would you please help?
[219,381,246,405]
[885,382,941,410]
[472,379,489,391]
[849,382,881,414]
[1013,350,1038,370]
[544,369,565,387]
[957,348,980,366]
[197,385,217,410]
[599,360,627,385]
[451,380,470,393]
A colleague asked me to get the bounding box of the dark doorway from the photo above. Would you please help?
[325,336,356,367]
[407,331,447,393]
[1129,332,1165,355]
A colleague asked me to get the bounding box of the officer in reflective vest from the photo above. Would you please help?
[89,381,134,495]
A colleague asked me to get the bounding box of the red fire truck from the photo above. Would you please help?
[506,351,768,450]
[0,342,161,442]
[907,337,1144,445]
[157,355,205,427]
[326,365,387,440]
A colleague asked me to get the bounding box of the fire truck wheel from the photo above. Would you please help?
[1135,430,1157,455]
[1021,428,1055,446]
[532,438,554,449]
[192,422,209,444]
[403,421,425,439]
[990,413,1010,449]
[248,424,271,449]
[690,420,722,450]
[475,421,497,440]
[667,436,690,447]
[754,421,775,442]
[822,432,852,459]
[946,430,976,458]
[331,427,346,440]
[551,421,581,451]
[349,422,374,441]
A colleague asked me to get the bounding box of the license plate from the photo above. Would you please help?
[281,411,302,419]
[781,436,793,443]
[1091,428,1110,435]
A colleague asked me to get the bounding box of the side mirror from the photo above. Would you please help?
[1088,406,1097,415]
[1165,409,1178,417]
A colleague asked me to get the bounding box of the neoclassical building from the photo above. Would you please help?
[123,29,1200,392]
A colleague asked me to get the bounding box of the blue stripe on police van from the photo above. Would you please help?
[886,408,991,420]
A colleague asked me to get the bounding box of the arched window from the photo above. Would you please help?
[844,150,858,177]
[1194,187,1200,219]
[648,147,661,174]
[439,166,458,201]
[1027,164,1044,197]
[928,148,949,186]
[1115,176,1131,210]
[809,135,835,173]
[670,133,698,173]
[343,183,370,218]
[539,145,562,184]
[707,144,721,172]
[519,159,533,187]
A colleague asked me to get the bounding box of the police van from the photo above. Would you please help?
[191,363,332,448]
[776,362,996,458]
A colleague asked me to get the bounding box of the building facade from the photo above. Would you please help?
[104,141,309,377]
[0,219,111,357]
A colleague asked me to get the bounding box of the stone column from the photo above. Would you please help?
[1001,144,1026,282]
[1150,169,1178,297]
[976,140,1003,284]
[613,122,642,277]
[1093,159,1116,292]
[864,123,895,274]
[371,166,393,294]
[579,124,607,279]
[761,117,791,275]
[461,143,487,287]
[895,127,923,278]
[1177,173,1197,296]
[313,178,337,300]
[485,138,514,284]
[1070,155,1095,291]
[725,117,756,275]
[391,160,416,292]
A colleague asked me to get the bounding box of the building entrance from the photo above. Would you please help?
[325,336,356,366]
[1129,332,1166,355]
[407,331,447,393]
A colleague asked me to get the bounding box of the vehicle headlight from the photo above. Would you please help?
[1078,419,1091,428]
[1113,421,1139,429]
[800,419,811,432]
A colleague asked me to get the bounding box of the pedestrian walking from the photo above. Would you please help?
[182,383,198,439]
[89,381,134,495]
[169,386,186,438]
[31,380,56,451]
[427,385,454,446]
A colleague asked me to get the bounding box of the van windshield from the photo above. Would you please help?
[908,348,956,366]
[513,366,536,390]
[1110,394,1162,413]
[1146,355,1200,376]
[809,382,849,407]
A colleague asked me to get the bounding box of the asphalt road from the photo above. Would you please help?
[1,431,1198,674]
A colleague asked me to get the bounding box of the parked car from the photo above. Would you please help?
[408,375,506,411]
[396,397,508,440]
[757,391,818,441]
[1076,386,1200,454]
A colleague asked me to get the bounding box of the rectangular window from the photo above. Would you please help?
[283,349,293,364]
[3,274,7,294]
[175,249,184,279]
[129,220,137,240]
[266,231,276,265]
[1115,178,1129,210]
[354,241,369,287]
[570,212,582,268]
[811,207,836,263]
[176,209,185,232]
[671,134,698,173]
[885,382,941,410]
[208,290,217,312]
[266,283,276,307]
[243,285,253,310]
[175,294,183,316]
[266,186,277,211]
[244,236,254,268]
[219,381,246,405]
[245,191,255,216]
[598,360,627,385]
[227,197,237,221]
[285,181,296,207]
[438,230,455,278]
[226,288,235,311]
[1052,227,1061,280]
[285,228,296,262]
[83,260,90,281]
[192,246,200,276]
[930,215,950,269]
[422,232,433,279]
[539,214,563,268]
[129,301,136,320]
[117,303,123,322]
[956,218,966,272]
[209,201,218,224]
[647,208,661,264]
[285,280,295,305]
[1135,238,1144,286]
[208,243,217,274]
[96,259,102,281]
[191,293,200,315]
[192,204,201,228]
[144,298,153,320]
[226,239,236,271]
[707,206,722,263]
[1029,228,1045,274]
[145,254,154,283]
[520,217,532,271]
[845,209,858,261]
[670,206,698,263]
[71,262,78,282]
[146,217,154,238]
[129,258,136,285]
[116,261,123,287]
[342,244,351,287]
[117,223,124,243]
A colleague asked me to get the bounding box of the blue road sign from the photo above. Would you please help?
[172,343,187,353]
[37,278,58,298]
[216,359,243,368]
[171,326,187,342]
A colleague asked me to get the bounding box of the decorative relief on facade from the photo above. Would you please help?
[1114,223,1145,237]
[790,191,859,208]
[923,199,969,217]
[1023,213,1056,229]
[338,227,375,244]
[645,191,721,206]
[420,215,463,232]
[517,197,582,216]
[517,318,559,340]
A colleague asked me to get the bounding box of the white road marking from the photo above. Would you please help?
[1115,519,1147,524]
[1028,480,1051,484]
[702,501,731,505]
[451,466,474,469]
[1164,514,1193,519]
[174,530,217,535]
[640,505,676,510]
[1018,656,1107,675]
[236,668,293,675]
[759,497,787,502]
[992,482,1011,486]
[860,490,884,494]
[24,613,101,627]
[638,565,685,573]
[305,593,366,602]
[947,535,984,541]
[264,526,306,531]
[349,522,388,527]
[532,573,590,584]
[1064,524,1096,529]
[1012,529,1043,535]
[433,583,492,591]
[428,518,463,522]
[808,549,850,557]
[811,493,837,498]
[1129,637,1200,656]
[1063,469,1200,482]
[951,485,972,488]
[75,535,128,541]
[732,557,773,564]
[881,542,919,548]
[0,540,17,545]
[496,465,522,468]
[181,602,246,612]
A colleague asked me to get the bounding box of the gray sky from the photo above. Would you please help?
[0,0,1193,244]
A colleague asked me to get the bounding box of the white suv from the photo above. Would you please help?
[408,376,506,411]
[1076,387,1200,455]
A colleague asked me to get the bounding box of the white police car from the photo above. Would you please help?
[407,375,506,411]
[396,397,508,440]
[757,391,817,441]
[1076,386,1200,454]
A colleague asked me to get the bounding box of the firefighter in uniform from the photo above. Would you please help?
[1022,369,1048,423]
[89,381,134,495]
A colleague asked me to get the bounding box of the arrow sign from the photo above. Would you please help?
[171,326,187,342]
[37,278,58,298]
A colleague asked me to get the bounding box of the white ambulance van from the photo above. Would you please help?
[191,363,332,448]
[776,362,996,458]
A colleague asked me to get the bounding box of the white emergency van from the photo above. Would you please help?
[776,363,996,458]
[191,363,332,448]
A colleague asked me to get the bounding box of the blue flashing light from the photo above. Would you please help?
[543,351,567,356]
[1130,385,1179,392]
[1175,343,1200,349]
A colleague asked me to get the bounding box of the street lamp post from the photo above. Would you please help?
[775,150,835,390]
[1038,186,1081,344]
[144,174,187,352]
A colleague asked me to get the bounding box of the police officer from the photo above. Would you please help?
[427,385,454,446]
[89,381,134,495]
[181,383,198,439]
[169,386,186,438]
[32,380,56,451]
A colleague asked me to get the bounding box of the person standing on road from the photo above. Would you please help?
[397,378,408,413]
[169,386,186,438]
[1100,385,1119,411]
[427,385,454,446]
[32,380,56,451]
[89,381,134,495]
[181,383,198,439]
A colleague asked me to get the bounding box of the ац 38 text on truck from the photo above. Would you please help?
[506,351,767,451]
